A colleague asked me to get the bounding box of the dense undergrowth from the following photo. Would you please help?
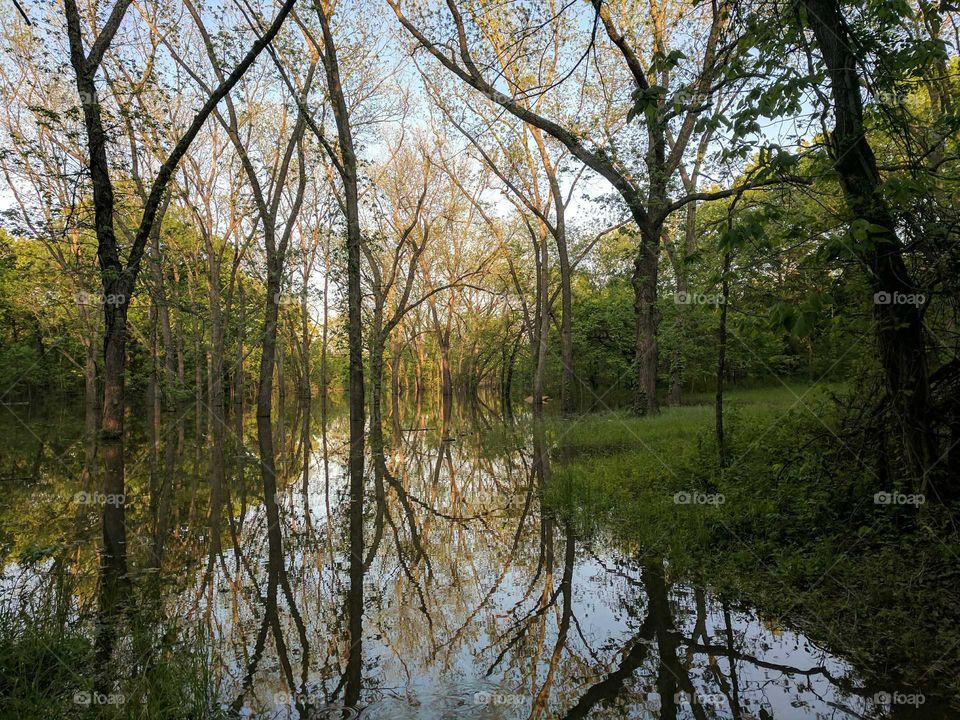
[0,596,223,719]
[544,384,960,708]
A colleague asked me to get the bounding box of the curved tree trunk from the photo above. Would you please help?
[801,0,937,487]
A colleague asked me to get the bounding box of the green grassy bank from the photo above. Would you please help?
[544,384,960,706]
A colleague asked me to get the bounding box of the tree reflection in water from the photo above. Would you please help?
[0,396,937,718]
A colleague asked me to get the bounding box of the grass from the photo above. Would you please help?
[550,382,824,450]
[0,597,228,719]
[543,383,960,709]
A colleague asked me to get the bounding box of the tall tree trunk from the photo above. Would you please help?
[300,255,311,400]
[439,335,453,398]
[414,343,425,396]
[320,242,330,402]
[503,332,520,418]
[555,211,574,415]
[148,204,177,405]
[801,0,937,486]
[194,314,204,424]
[277,323,286,418]
[535,131,575,416]
[632,228,661,416]
[235,284,246,412]
[669,206,696,406]
[390,335,402,416]
[316,5,366,706]
[174,266,186,390]
[369,328,386,457]
[257,248,283,420]
[84,337,98,421]
[532,228,550,416]
[716,251,731,468]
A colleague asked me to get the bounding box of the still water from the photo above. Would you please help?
[0,397,943,718]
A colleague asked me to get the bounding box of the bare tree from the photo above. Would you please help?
[389,0,785,414]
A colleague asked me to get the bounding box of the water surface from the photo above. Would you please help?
[0,398,941,718]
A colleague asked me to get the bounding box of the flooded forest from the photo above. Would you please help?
[1,0,959,718]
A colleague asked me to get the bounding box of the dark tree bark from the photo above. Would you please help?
[633,229,662,415]
[62,0,296,674]
[801,0,937,486]
[314,1,366,706]
[716,250,731,468]
[64,0,297,436]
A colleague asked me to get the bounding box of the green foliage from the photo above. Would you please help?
[0,608,228,719]
[0,233,80,397]
[562,276,634,393]
[544,386,960,699]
